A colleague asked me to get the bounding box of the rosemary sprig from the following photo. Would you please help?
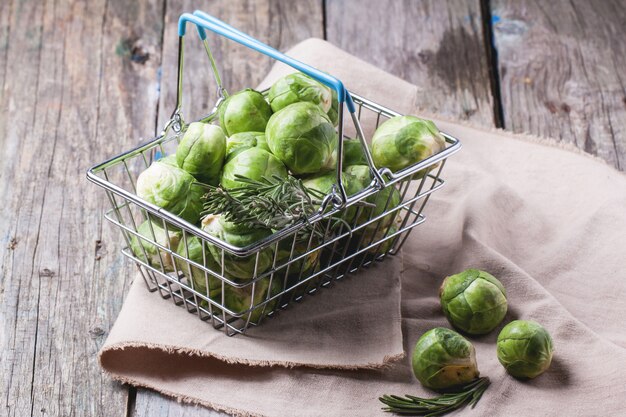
[379,377,490,416]
[200,175,326,233]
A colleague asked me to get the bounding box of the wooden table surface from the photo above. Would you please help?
[1,0,624,416]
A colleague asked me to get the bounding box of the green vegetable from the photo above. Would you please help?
[221,147,288,189]
[412,327,480,390]
[266,102,337,175]
[371,115,446,174]
[203,214,274,281]
[224,131,269,162]
[267,72,332,114]
[175,233,220,295]
[273,235,322,300]
[136,160,204,224]
[439,269,508,335]
[497,320,554,378]
[345,165,400,231]
[219,89,272,136]
[129,221,181,273]
[176,122,226,185]
[327,88,339,126]
[343,138,368,167]
[158,154,178,166]
[176,217,279,323]
[275,236,320,280]
[380,377,490,416]
[364,224,397,255]
[302,170,362,222]
[218,276,281,323]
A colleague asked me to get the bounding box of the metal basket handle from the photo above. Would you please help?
[174,12,386,209]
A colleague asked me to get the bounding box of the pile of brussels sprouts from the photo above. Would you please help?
[382,269,555,415]
[132,71,447,323]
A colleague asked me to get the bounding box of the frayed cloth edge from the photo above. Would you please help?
[102,367,265,417]
[99,341,405,371]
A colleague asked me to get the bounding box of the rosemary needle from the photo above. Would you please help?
[200,174,329,235]
[379,377,490,416]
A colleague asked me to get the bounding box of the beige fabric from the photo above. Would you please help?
[100,39,626,416]
[102,257,403,369]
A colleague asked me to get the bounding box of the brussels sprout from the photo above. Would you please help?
[345,165,401,231]
[371,116,446,175]
[439,269,508,335]
[302,170,362,222]
[157,154,178,166]
[497,320,554,379]
[363,186,400,230]
[343,138,368,167]
[218,276,282,323]
[255,134,270,153]
[266,102,337,175]
[221,147,288,189]
[219,89,272,136]
[267,72,333,114]
[365,225,397,255]
[129,221,181,272]
[412,328,480,390]
[203,214,274,281]
[136,160,204,224]
[343,164,372,189]
[176,122,226,185]
[224,131,269,162]
[327,88,339,126]
[175,234,221,295]
[275,236,320,281]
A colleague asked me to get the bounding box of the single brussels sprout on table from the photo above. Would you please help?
[136,160,204,225]
[129,220,181,273]
[371,115,446,176]
[412,327,480,390]
[176,122,226,185]
[221,147,288,189]
[203,214,274,281]
[219,88,273,136]
[224,131,269,162]
[497,320,554,379]
[266,102,337,175]
[439,269,508,335]
[267,72,332,114]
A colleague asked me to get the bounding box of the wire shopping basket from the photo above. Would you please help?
[86,11,461,336]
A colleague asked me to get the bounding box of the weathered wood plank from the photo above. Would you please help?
[132,389,225,417]
[131,0,324,415]
[491,0,626,170]
[325,0,496,126]
[0,0,165,415]
[155,0,325,129]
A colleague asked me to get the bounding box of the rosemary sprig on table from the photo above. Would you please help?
[379,377,490,416]
[200,174,327,233]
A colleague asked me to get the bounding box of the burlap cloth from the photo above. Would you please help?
[100,39,626,416]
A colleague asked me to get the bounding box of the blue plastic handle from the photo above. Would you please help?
[192,10,261,45]
[177,12,355,112]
